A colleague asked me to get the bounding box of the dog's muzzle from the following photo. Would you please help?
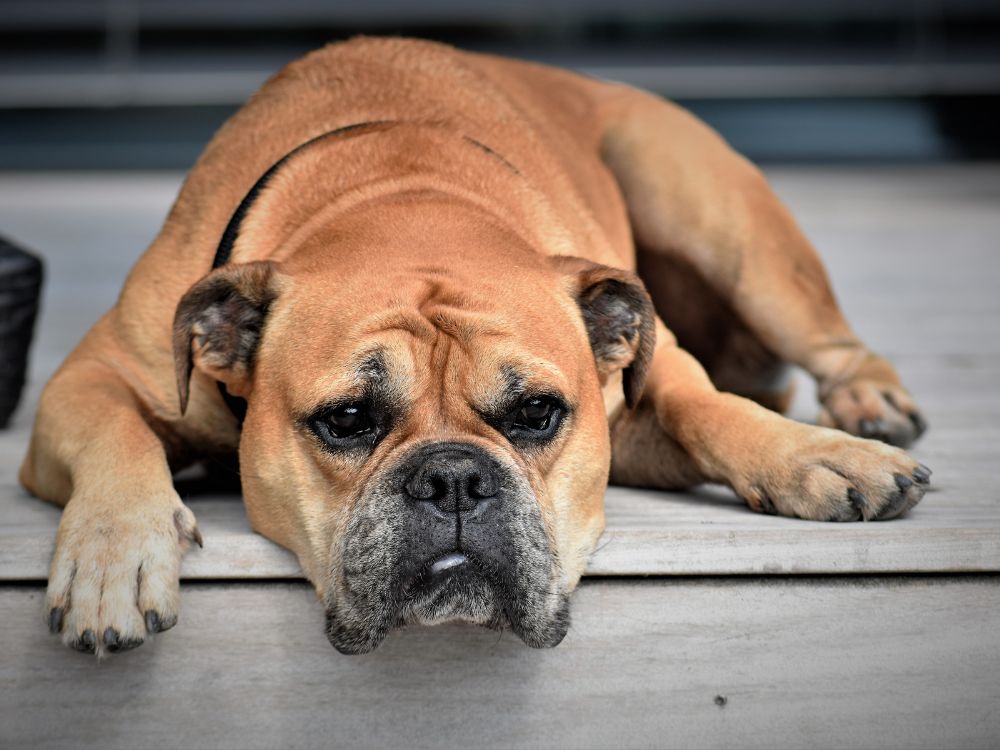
[324,441,570,654]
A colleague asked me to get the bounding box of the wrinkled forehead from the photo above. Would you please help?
[261,265,588,409]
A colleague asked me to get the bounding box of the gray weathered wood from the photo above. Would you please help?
[2,578,999,750]
[1,168,999,580]
[1,156,999,750]
[3,353,998,578]
[3,458,1000,579]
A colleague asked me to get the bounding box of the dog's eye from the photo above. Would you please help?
[513,396,558,432]
[324,403,372,438]
[310,402,377,448]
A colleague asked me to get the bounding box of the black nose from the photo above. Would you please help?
[404,447,500,513]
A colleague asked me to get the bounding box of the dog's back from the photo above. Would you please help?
[156,37,629,278]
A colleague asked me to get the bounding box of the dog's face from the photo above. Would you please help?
[174,200,653,653]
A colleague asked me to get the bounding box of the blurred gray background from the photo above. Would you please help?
[1,0,999,169]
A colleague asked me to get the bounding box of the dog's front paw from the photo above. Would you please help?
[45,492,202,656]
[737,425,931,522]
[817,354,927,448]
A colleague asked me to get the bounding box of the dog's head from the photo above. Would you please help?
[173,199,654,653]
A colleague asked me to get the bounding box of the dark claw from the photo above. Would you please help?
[146,611,178,633]
[173,509,204,549]
[103,627,120,652]
[875,474,920,520]
[114,636,144,652]
[749,489,777,515]
[102,627,143,654]
[847,488,867,516]
[158,614,178,632]
[48,607,64,635]
[913,464,932,484]
[72,629,97,654]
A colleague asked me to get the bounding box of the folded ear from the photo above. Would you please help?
[172,261,282,415]
[551,256,656,409]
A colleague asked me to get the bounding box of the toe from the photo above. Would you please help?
[909,411,929,439]
[71,629,97,654]
[48,607,64,635]
[879,485,911,519]
[44,544,75,630]
[103,627,121,652]
[823,381,927,448]
[876,387,927,448]
[137,536,182,635]
[847,488,868,520]
[61,559,102,654]
[872,464,928,521]
[173,507,203,549]
[103,627,144,653]
[913,464,932,484]
[97,557,148,651]
[797,465,862,521]
[144,609,178,634]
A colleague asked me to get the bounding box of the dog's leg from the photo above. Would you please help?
[636,251,796,415]
[598,90,927,447]
[20,343,199,655]
[612,320,929,520]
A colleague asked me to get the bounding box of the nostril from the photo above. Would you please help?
[406,468,454,505]
[405,468,442,501]
[429,476,449,502]
[405,477,425,500]
[468,470,499,499]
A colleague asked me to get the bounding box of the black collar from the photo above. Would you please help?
[211,121,394,271]
[210,121,394,424]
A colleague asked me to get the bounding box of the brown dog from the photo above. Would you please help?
[21,37,930,656]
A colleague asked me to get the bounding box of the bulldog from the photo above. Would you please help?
[21,37,931,657]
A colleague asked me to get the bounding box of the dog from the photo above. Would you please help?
[21,37,931,656]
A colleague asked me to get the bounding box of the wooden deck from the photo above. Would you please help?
[1,166,999,749]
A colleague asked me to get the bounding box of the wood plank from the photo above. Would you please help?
[2,577,998,750]
[1,167,999,580]
[3,487,998,580]
[3,351,997,579]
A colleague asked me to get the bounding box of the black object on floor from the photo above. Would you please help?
[0,235,43,428]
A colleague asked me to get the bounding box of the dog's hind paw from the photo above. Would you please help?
[817,354,927,448]
[45,492,201,656]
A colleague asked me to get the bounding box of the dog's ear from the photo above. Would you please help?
[551,256,656,409]
[172,261,282,415]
